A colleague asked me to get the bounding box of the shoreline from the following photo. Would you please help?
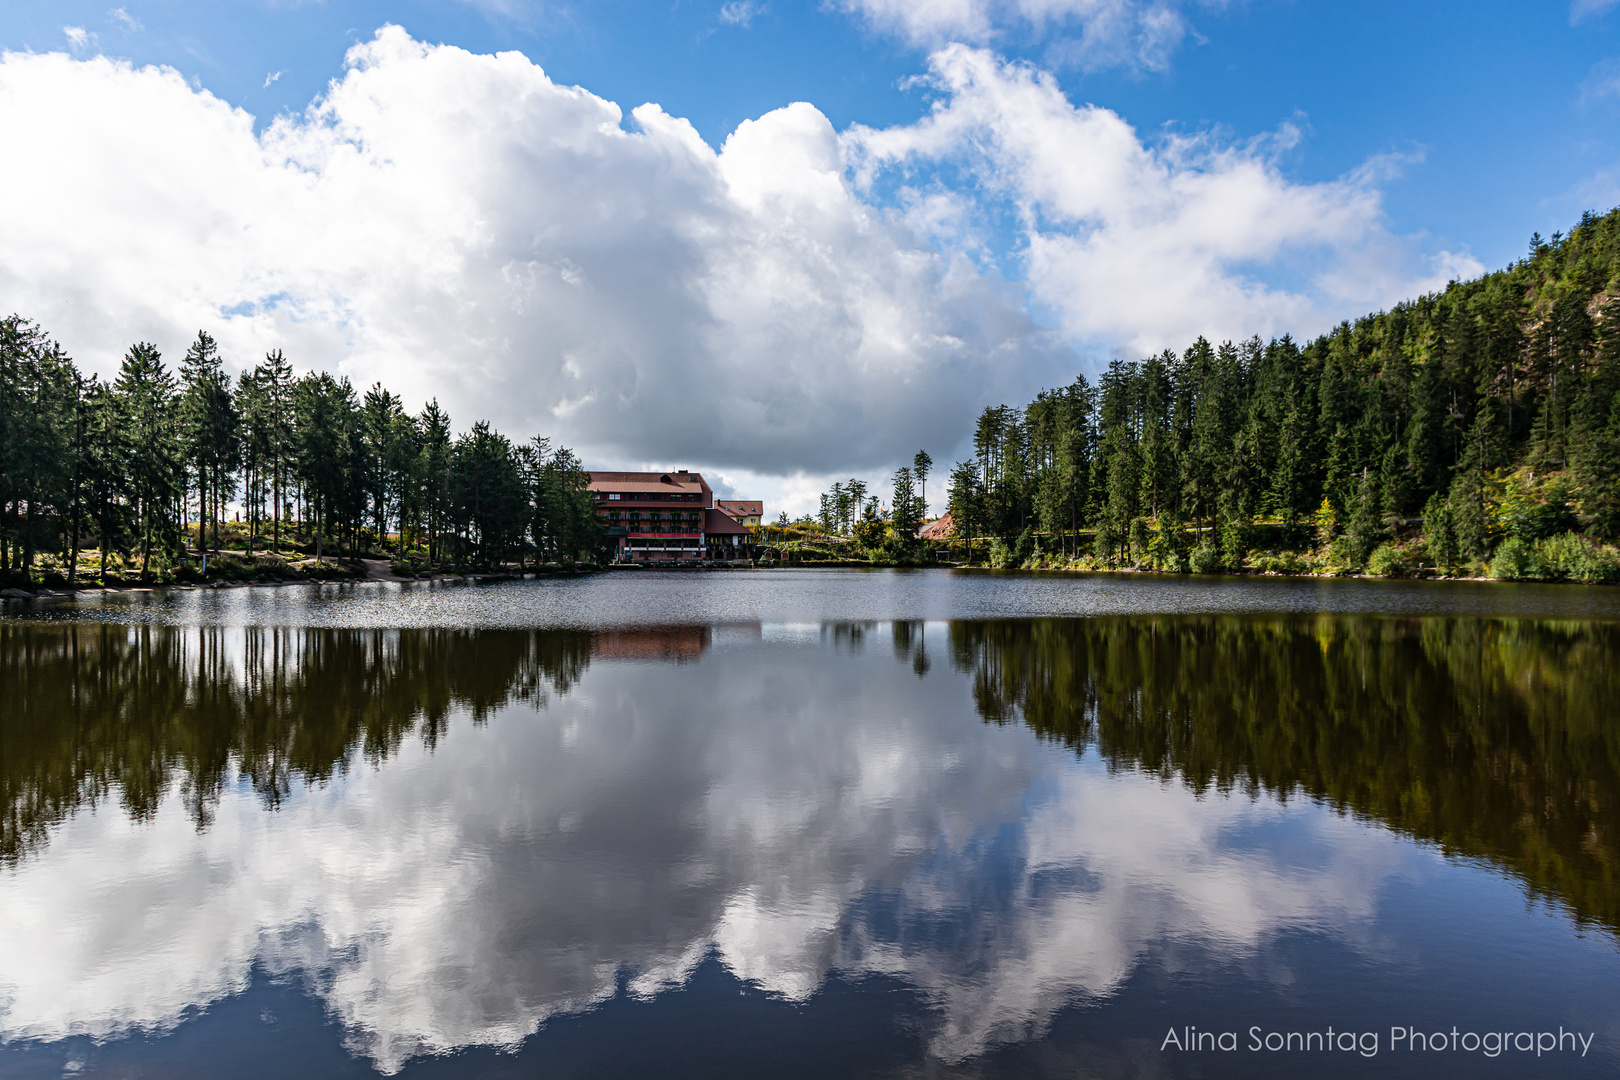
[3,560,1613,603]
[0,564,599,603]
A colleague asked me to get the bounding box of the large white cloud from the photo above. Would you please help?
[0,27,1058,480]
[0,27,1473,508]
[846,46,1483,358]
[0,627,1422,1073]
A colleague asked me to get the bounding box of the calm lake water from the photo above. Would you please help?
[2,570,1619,1078]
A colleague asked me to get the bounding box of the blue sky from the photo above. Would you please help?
[2,1,1619,506]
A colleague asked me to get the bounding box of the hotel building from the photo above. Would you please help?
[587,470,754,563]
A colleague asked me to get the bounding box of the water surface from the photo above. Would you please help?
[2,571,1617,1077]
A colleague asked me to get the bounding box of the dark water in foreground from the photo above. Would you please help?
[2,571,1619,1078]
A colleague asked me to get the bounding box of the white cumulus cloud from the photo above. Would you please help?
[0,27,1059,481]
[846,46,1481,357]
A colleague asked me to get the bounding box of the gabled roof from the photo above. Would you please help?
[703,507,750,535]
[716,500,763,516]
[587,471,711,497]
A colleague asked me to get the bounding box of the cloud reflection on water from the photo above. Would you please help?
[0,624,1421,1073]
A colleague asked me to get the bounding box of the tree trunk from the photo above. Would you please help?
[69,491,82,584]
[140,499,152,584]
[23,500,37,580]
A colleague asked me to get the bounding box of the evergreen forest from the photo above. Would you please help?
[934,209,1620,579]
[0,324,605,588]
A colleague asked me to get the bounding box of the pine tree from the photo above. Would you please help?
[179,331,239,554]
[1580,391,1620,539]
[417,399,452,565]
[82,377,130,580]
[948,460,982,562]
[1424,491,1458,573]
[115,343,181,579]
[1449,402,1504,562]
[890,465,920,554]
[912,450,932,518]
[259,350,295,553]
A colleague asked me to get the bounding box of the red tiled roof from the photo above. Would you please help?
[587,471,711,499]
[716,500,762,516]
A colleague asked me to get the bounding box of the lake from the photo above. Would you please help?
[2,569,1618,1078]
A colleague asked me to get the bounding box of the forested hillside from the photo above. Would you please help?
[0,325,603,587]
[945,208,1620,579]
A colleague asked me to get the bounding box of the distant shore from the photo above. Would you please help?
[0,561,600,603]
[7,559,1615,604]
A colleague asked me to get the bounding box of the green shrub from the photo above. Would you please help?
[1534,533,1620,582]
[1189,543,1221,574]
[1424,492,1458,572]
[1146,530,1187,573]
[1249,551,1299,574]
[1580,547,1620,582]
[1325,537,1357,571]
[1533,532,1585,579]
[987,538,1014,569]
[1093,522,1119,563]
[1365,543,1405,577]
[1128,518,1152,566]
[1489,536,1543,580]
[1220,514,1253,571]
[1499,473,1579,543]
[1013,527,1036,565]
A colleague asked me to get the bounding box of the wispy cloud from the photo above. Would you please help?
[1580,57,1620,105]
[1572,0,1620,26]
[719,1,763,27]
[62,26,98,53]
[264,70,282,89]
[839,0,1227,73]
[108,7,142,32]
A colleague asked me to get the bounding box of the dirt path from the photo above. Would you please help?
[360,558,411,582]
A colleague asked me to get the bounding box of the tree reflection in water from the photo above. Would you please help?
[0,624,599,861]
[925,616,1620,934]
